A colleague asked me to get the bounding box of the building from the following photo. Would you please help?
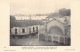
[39,16,71,45]
[10,20,44,38]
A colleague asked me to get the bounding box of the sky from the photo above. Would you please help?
[10,0,73,15]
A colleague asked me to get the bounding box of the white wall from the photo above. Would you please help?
[11,25,40,35]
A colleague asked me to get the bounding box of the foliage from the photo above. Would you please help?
[59,8,71,16]
[10,15,16,27]
[47,8,71,18]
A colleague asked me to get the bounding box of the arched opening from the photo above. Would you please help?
[48,26,64,35]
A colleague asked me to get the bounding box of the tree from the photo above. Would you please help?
[67,9,71,16]
[46,8,71,19]
[10,15,16,28]
[59,8,71,16]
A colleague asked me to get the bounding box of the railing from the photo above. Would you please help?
[39,33,67,44]
[47,34,67,44]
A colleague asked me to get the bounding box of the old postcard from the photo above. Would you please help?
[0,0,80,52]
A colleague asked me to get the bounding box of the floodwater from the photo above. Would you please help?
[10,35,65,46]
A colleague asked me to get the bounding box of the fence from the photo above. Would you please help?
[39,34,67,44]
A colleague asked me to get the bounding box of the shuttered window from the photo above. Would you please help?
[15,29,17,34]
[33,27,35,32]
[36,26,38,32]
[29,28,31,33]
[22,29,25,33]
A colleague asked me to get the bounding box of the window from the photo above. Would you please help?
[10,28,11,34]
[33,27,35,32]
[36,26,38,32]
[29,28,31,33]
[22,29,25,33]
[15,29,17,34]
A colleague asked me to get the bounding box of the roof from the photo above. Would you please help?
[46,16,70,25]
[10,20,45,27]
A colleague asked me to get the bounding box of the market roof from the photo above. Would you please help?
[10,20,45,27]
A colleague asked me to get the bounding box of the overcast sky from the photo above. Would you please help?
[10,0,73,15]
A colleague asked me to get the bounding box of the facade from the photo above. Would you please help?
[10,20,44,38]
[11,25,39,35]
[39,16,70,45]
[10,25,39,38]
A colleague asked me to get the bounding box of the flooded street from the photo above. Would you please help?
[10,35,64,46]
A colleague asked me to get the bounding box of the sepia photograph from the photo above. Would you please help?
[10,0,71,46]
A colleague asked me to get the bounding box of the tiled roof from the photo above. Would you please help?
[10,20,44,27]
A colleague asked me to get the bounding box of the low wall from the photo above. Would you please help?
[39,34,67,44]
